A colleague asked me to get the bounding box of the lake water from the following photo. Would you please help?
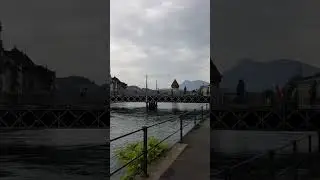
[0,129,108,180]
[211,129,319,176]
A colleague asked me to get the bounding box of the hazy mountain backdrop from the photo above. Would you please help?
[55,59,320,96]
[179,80,209,91]
[220,59,320,92]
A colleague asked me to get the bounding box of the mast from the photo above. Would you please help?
[145,74,148,109]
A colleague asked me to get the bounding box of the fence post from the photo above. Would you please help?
[201,106,204,122]
[142,126,149,177]
[180,116,183,143]
[269,150,275,180]
[293,140,297,153]
[194,109,197,127]
[308,135,312,153]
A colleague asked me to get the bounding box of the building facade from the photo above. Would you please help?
[0,21,55,96]
[294,73,320,108]
[110,76,127,95]
[199,85,210,96]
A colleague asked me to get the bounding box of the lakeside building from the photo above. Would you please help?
[294,73,320,108]
[0,21,55,96]
[199,85,210,96]
[110,76,127,95]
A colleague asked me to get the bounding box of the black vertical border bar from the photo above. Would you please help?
[210,0,214,176]
[105,0,111,178]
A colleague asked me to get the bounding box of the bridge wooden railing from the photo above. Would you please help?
[110,95,210,103]
[0,105,108,129]
[210,105,320,130]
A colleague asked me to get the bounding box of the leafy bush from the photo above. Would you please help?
[115,136,169,180]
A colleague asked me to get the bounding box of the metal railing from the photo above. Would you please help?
[110,95,210,103]
[109,105,209,178]
[0,105,108,129]
[212,133,319,180]
[210,107,320,130]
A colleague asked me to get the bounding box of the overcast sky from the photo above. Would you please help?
[1,0,319,87]
[111,0,210,89]
[0,0,108,85]
[212,0,320,73]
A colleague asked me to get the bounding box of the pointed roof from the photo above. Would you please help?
[171,79,179,89]
[210,58,222,84]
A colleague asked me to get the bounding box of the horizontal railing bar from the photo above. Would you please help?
[110,151,144,176]
[146,111,197,128]
[110,128,143,142]
[110,124,183,177]
[229,152,268,169]
[110,110,203,142]
[276,156,306,177]
[274,135,307,152]
[216,134,313,176]
[147,128,182,153]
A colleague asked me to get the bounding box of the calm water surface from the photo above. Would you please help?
[0,129,107,180]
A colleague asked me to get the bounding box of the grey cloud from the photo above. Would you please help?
[111,0,210,88]
[211,0,320,72]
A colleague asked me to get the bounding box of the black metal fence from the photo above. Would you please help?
[110,95,210,103]
[109,105,209,178]
[0,105,108,129]
[210,106,320,130]
[211,133,320,180]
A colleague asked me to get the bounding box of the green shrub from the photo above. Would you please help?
[115,136,169,180]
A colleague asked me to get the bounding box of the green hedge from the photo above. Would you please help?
[115,137,169,180]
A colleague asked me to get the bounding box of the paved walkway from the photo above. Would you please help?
[159,119,210,180]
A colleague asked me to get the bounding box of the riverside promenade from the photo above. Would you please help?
[159,118,210,180]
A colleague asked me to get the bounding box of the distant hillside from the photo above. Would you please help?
[55,76,101,92]
[179,80,209,91]
[220,59,320,92]
[54,76,107,104]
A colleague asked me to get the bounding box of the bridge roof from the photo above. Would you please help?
[210,58,222,84]
[171,79,179,89]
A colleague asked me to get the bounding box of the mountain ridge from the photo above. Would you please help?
[220,59,320,92]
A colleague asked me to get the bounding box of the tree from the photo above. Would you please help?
[184,86,187,95]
